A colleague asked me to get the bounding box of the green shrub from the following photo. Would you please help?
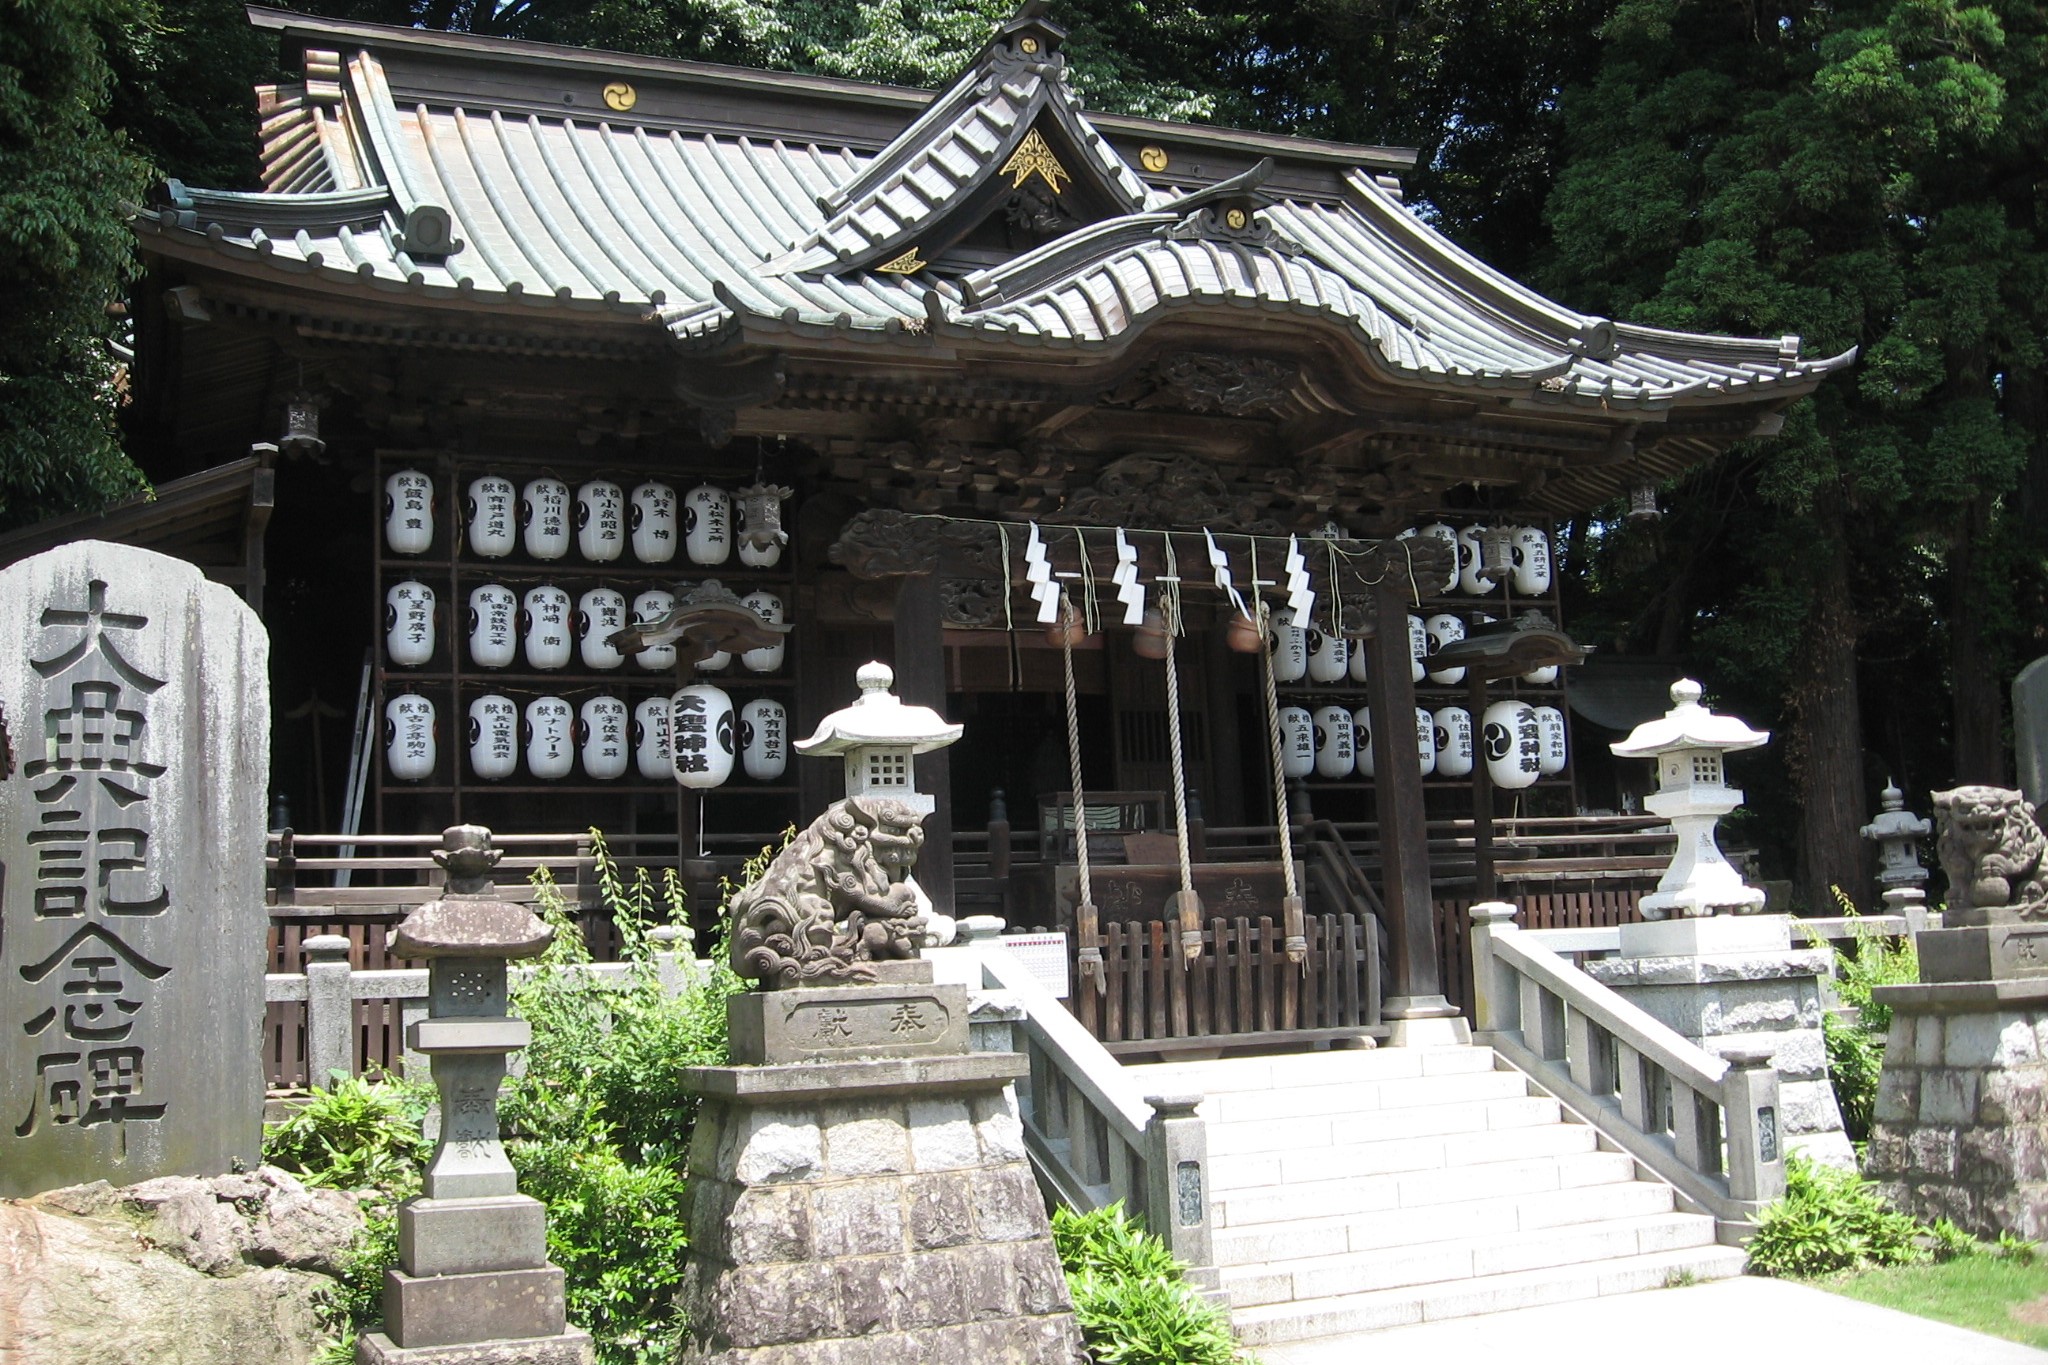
[1928,1218,1984,1263]
[263,1070,431,1194]
[1051,1203,1245,1365]
[1997,1231,2040,1265]
[1805,895,1919,1143]
[1821,1010,1883,1143]
[1748,1155,1928,1277]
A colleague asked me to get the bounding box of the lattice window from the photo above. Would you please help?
[1691,754,1723,786]
[865,751,910,788]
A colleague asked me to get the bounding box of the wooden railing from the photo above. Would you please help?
[1468,903,1786,1239]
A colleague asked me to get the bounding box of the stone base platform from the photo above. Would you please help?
[356,1328,593,1363]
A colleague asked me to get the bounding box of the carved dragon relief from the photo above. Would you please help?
[1101,352,1300,417]
[1050,454,1291,534]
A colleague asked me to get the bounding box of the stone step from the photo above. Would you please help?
[1206,1097,1565,1190]
[1228,1245,1751,1345]
[1195,1056,1513,1123]
[1211,1178,1679,1265]
[1127,1045,1497,1096]
[1221,1212,1718,1307]
[1214,1150,1640,1228]
[1203,1073,1534,1156]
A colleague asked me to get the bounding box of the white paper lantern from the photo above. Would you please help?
[740,698,789,781]
[468,583,516,669]
[1408,615,1428,683]
[630,481,678,564]
[384,469,434,556]
[1415,522,1458,594]
[1347,638,1370,684]
[1534,705,1568,776]
[1425,613,1467,684]
[385,580,435,666]
[525,697,573,780]
[1270,621,1308,683]
[1354,707,1374,778]
[385,694,436,781]
[1512,526,1553,596]
[699,648,732,672]
[1483,699,1543,791]
[522,586,571,670]
[466,475,516,558]
[1434,706,1474,778]
[521,477,571,560]
[1523,664,1560,686]
[576,480,625,562]
[1314,704,1355,778]
[578,587,627,670]
[684,484,732,566]
[633,696,671,780]
[468,694,518,780]
[740,591,786,673]
[632,589,676,671]
[1279,705,1315,779]
[580,695,629,781]
[670,684,735,788]
[1415,706,1439,777]
[1307,628,1348,684]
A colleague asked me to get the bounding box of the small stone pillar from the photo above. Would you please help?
[357,826,592,1365]
[1865,785,2048,1240]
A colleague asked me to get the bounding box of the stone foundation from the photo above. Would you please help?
[1865,980,2048,1241]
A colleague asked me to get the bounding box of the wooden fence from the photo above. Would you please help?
[1433,886,1648,1018]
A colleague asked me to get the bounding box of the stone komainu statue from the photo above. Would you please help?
[730,795,929,987]
[1933,784,2048,923]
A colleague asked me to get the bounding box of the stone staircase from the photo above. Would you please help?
[1126,1044,1748,1346]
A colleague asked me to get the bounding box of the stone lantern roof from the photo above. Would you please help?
[795,661,963,756]
[1610,679,1768,759]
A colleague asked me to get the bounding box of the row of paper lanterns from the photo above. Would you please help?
[384,471,782,567]
[1270,615,1557,688]
[385,582,786,673]
[1401,523,1553,598]
[385,687,784,786]
[1274,702,1568,786]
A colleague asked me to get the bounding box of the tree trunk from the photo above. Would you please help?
[1950,492,2008,785]
[1786,494,1867,913]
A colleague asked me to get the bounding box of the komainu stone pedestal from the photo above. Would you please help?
[677,974,1083,1364]
[1586,915,1852,1167]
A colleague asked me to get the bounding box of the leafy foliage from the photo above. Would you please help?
[263,1070,433,1193]
[1051,1202,1244,1365]
[1748,1154,1927,1277]
[1802,902,1919,1142]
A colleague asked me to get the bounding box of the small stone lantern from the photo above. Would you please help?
[1610,679,1769,919]
[1861,781,1932,894]
[794,660,962,816]
[359,825,591,1364]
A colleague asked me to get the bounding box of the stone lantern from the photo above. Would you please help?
[1610,678,1769,920]
[794,660,962,816]
[1861,781,1932,895]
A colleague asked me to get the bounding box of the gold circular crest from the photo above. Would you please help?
[602,81,637,112]
[1019,36,1040,53]
[1139,145,1169,172]
[1225,207,1249,230]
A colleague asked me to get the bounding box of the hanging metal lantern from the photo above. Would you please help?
[1483,699,1543,791]
[684,483,732,566]
[466,475,516,558]
[524,696,574,780]
[1456,525,1489,595]
[468,583,516,669]
[1354,706,1374,779]
[1478,525,1516,591]
[1270,620,1308,682]
[384,469,434,556]
[281,392,324,457]
[740,591,786,672]
[670,683,735,788]
[633,696,671,780]
[1314,704,1355,778]
[735,482,793,567]
[385,580,435,667]
[1534,705,1568,775]
[1408,614,1428,683]
[1413,523,1459,594]
[1425,613,1467,684]
[522,585,572,670]
[741,697,789,780]
[467,694,518,780]
[632,589,677,671]
[1306,627,1348,684]
[576,479,625,562]
[577,587,627,670]
[1512,526,1553,596]
[384,693,436,781]
[1628,480,1662,523]
[1415,706,1438,776]
[1434,705,1474,777]
[580,695,629,781]
[521,476,571,560]
[1279,705,1315,778]
[630,481,678,564]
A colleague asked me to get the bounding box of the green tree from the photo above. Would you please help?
[0,0,155,532]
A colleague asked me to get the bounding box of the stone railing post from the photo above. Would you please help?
[1467,902,1521,1035]
[1143,1093,1214,1286]
[302,934,354,1089]
[649,924,693,997]
[1720,1042,1786,1204]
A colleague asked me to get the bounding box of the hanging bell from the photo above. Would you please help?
[1224,610,1263,654]
[1044,599,1088,649]
[1133,606,1171,660]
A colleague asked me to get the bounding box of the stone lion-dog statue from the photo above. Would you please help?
[1933,784,2048,924]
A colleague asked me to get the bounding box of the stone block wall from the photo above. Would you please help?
[1866,1004,2048,1241]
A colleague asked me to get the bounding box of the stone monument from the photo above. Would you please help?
[0,541,269,1199]
[1588,679,1851,1165]
[356,825,593,1364]
[675,663,1083,1363]
[1865,785,2048,1238]
[2017,655,2047,808]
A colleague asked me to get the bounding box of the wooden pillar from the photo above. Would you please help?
[1200,624,1246,826]
[1468,672,1497,902]
[1363,570,1457,1029]
[894,574,955,915]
